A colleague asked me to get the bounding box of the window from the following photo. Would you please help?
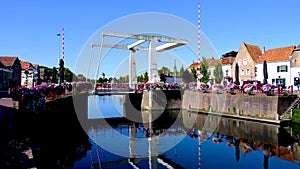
[277,65,288,72]
[241,69,244,75]
[275,78,286,87]
[246,69,250,75]
[225,69,229,76]
[243,59,247,65]
[238,59,241,66]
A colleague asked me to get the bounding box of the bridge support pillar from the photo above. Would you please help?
[129,124,137,158]
[148,39,159,83]
[129,49,137,89]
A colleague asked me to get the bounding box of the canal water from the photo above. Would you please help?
[1,95,300,169]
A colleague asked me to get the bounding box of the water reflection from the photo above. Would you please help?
[0,108,91,169]
[81,95,300,169]
[1,95,300,169]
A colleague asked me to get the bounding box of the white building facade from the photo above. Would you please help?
[255,60,292,87]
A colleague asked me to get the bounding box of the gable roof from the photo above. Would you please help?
[20,61,30,70]
[189,62,200,70]
[0,56,18,67]
[20,61,39,70]
[256,46,295,63]
[221,57,235,65]
[32,64,39,69]
[243,42,262,62]
[0,61,7,69]
[297,44,300,49]
[208,59,219,67]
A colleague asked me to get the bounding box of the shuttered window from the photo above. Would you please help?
[277,65,288,72]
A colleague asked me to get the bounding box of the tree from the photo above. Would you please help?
[118,75,129,83]
[59,59,64,83]
[40,65,53,82]
[235,63,240,85]
[52,66,57,83]
[213,61,224,84]
[222,51,238,58]
[77,74,86,81]
[160,73,166,83]
[200,58,209,83]
[64,68,74,82]
[191,67,197,81]
[182,69,195,82]
[158,66,170,76]
[173,62,177,76]
[143,72,148,82]
[179,65,184,76]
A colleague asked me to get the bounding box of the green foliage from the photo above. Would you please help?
[182,69,195,82]
[292,108,300,123]
[158,66,171,76]
[118,75,129,83]
[233,107,237,113]
[97,77,109,84]
[64,68,74,82]
[207,105,211,111]
[222,51,237,58]
[160,73,166,83]
[179,65,184,76]
[137,72,149,83]
[191,67,197,80]
[77,74,86,81]
[200,58,209,83]
[213,61,224,84]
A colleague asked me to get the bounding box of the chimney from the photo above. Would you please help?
[262,46,265,54]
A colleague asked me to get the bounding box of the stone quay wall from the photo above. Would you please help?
[182,90,297,118]
[141,90,182,110]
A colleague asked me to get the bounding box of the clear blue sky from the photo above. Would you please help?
[1,0,299,78]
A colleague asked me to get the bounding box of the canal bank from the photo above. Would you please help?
[141,90,298,124]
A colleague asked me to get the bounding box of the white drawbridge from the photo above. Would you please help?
[89,32,187,89]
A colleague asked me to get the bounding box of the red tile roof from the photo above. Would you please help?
[244,42,262,62]
[32,64,39,69]
[208,59,219,67]
[20,62,39,70]
[20,61,30,69]
[189,62,200,70]
[0,56,18,67]
[221,57,235,65]
[256,46,295,63]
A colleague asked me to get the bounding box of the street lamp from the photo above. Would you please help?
[289,55,292,88]
[57,33,61,65]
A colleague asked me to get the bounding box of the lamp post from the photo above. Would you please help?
[57,33,61,66]
[289,56,292,88]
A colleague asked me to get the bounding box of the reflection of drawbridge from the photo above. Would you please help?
[87,110,222,169]
[88,122,186,169]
